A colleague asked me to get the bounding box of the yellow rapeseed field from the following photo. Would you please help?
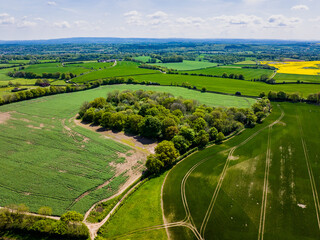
[261,61,320,75]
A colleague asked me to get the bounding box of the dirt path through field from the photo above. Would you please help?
[297,114,320,230]
[258,126,272,240]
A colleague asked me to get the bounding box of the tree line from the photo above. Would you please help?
[78,90,271,174]
[0,204,88,239]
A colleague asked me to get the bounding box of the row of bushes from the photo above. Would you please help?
[0,205,88,239]
[172,71,245,80]
[7,71,76,80]
[260,90,320,103]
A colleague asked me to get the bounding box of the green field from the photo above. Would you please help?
[162,102,320,239]
[24,63,89,75]
[182,66,273,80]
[132,74,320,97]
[275,73,320,83]
[73,61,157,83]
[98,174,167,240]
[151,60,218,71]
[235,60,257,65]
[0,85,255,217]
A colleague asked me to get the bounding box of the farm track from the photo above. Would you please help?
[257,126,272,240]
[297,114,320,230]
[200,105,284,238]
[121,105,287,239]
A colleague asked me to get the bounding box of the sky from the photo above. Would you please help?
[0,0,320,40]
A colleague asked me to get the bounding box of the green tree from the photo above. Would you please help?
[141,116,162,138]
[38,206,52,216]
[146,155,164,174]
[216,132,225,142]
[195,130,209,148]
[155,140,180,166]
[164,125,179,140]
[60,211,83,223]
[172,135,191,154]
[209,127,218,141]
[179,126,195,142]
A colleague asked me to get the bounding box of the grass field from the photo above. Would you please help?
[235,60,257,65]
[132,74,320,97]
[24,63,90,75]
[275,73,320,83]
[97,174,167,240]
[162,102,320,239]
[73,61,157,83]
[151,60,218,71]
[181,66,273,80]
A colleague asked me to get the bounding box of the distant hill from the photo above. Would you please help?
[0,37,312,45]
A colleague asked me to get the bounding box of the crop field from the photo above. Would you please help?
[181,66,273,80]
[263,61,320,75]
[151,60,218,71]
[132,74,320,97]
[161,102,320,240]
[73,61,157,83]
[0,84,255,217]
[274,73,320,83]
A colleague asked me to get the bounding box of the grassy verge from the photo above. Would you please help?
[97,174,167,240]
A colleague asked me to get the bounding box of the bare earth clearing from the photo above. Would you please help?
[74,118,157,239]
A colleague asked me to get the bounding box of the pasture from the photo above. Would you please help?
[132,74,320,97]
[274,73,320,83]
[151,60,218,71]
[73,61,157,83]
[162,102,320,239]
[181,66,273,80]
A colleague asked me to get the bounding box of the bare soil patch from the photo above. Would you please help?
[0,112,11,124]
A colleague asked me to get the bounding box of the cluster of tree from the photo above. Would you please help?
[169,71,245,80]
[242,65,276,70]
[35,79,50,87]
[7,71,76,80]
[0,204,88,239]
[306,93,320,103]
[148,54,183,63]
[260,91,301,102]
[138,64,166,71]
[79,90,271,174]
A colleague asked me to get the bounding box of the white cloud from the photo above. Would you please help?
[266,15,301,27]
[291,5,309,11]
[124,10,139,17]
[243,0,265,4]
[47,1,56,6]
[147,11,168,19]
[211,14,262,25]
[123,11,145,25]
[0,13,15,25]
[177,17,205,25]
[53,21,71,28]
[34,17,45,22]
[17,20,37,28]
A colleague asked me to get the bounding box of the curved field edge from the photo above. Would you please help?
[96,174,167,240]
[162,104,283,239]
[162,103,320,240]
[0,84,253,217]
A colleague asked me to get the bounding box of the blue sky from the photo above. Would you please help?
[0,0,319,40]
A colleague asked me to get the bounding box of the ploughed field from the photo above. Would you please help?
[162,102,320,240]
